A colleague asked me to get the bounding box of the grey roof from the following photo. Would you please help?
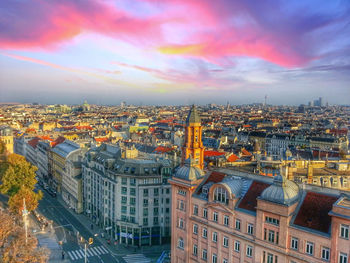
[186,105,201,125]
[218,177,243,198]
[174,158,204,181]
[52,140,80,158]
[260,175,299,205]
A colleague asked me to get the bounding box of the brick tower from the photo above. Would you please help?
[181,105,204,170]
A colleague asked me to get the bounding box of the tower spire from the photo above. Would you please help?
[182,105,204,169]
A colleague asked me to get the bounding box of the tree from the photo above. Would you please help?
[0,139,6,155]
[8,186,43,215]
[0,209,49,263]
[0,154,42,214]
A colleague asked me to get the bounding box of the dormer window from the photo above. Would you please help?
[202,186,209,194]
[144,168,149,174]
[152,167,157,174]
[131,167,136,174]
[214,187,228,204]
[124,167,129,173]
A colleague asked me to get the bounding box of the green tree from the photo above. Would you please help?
[0,154,42,214]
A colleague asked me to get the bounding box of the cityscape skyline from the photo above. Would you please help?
[1,0,350,105]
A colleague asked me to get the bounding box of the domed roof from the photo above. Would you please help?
[218,177,243,198]
[260,175,299,205]
[174,158,204,181]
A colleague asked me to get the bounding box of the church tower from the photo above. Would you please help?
[181,105,204,170]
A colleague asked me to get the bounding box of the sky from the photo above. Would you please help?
[0,0,350,106]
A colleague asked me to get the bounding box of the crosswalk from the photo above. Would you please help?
[67,245,109,260]
[123,254,151,263]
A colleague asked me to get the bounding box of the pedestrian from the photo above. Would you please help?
[91,224,93,230]
[62,251,65,260]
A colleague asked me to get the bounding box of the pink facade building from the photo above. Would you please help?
[170,107,350,263]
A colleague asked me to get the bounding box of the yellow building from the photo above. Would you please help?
[0,126,14,154]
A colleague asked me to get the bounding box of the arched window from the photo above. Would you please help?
[214,187,228,204]
[178,237,184,249]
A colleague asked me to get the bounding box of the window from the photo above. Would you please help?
[121,178,127,185]
[214,187,228,204]
[224,215,229,226]
[306,241,314,255]
[121,187,127,194]
[178,189,186,196]
[143,217,148,225]
[340,224,349,239]
[130,188,136,196]
[234,241,240,252]
[339,253,348,263]
[130,178,136,185]
[247,223,254,235]
[223,236,229,247]
[322,247,330,261]
[235,219,241,230]
[143,189,149,196]
[268,230,275,243]
[203,228,208,238]
[203,208,208,218]
[213,212,218,222]
[178,200,185,211]
[265,216,280,225]
[223,259,228,263]
[122,196,127,204]
[212,253,217,263]
[130,207,135,215]
[291,237,298,250]
[267,253,273,263]
[178,238,184,249]
[246,245,253,257]
[202,249,207,260]
[178,218,184,229]
[143,199,148,206]
[212,232,218,243]
[130,197,136,205]
[154,188,159,196]
[193,205,198,215]
[193,224,198,234]
[193,244,198,256]
[143,208,148,216]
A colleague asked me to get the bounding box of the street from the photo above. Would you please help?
[37,189,121,263]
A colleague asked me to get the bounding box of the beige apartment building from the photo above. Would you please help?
[170,107,350,263]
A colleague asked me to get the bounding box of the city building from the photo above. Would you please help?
[82,143,173,246]
[0,126,13,154]
[170,106,350,263]
[51,140,81,192]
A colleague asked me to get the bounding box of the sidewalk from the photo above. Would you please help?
[55,195,169,261]
[29,212,70,263]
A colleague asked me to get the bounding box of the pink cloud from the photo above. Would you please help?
[1,0,343,68]
[0,0,164,50]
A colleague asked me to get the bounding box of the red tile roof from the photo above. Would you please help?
[227,153,239,162]
[294,192,338,233]
[95,137,109,142]
[198,171,226,194]
[241,148,252,156]
[28,137,41,149]
[204,150,226,157]
[153,146,173,153]
[51,136,65,148]
[238,181,270,212]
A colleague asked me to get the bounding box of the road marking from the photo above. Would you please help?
[86,248,93,257]
[67,251,75,260]
[100,246,109,254]
[95,246,104,254]
[75,249,84,259]
[91,247,98,256]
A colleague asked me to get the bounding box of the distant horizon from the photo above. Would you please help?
[1,100,348,107]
